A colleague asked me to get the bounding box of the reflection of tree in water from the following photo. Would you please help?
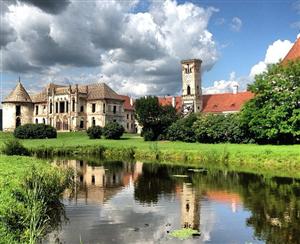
[192,171,300,244]
[134,164,186,204]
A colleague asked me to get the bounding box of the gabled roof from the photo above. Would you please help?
[158,96,182,111]
[202,91,254,113]
[31,91,47,103]
[118,95,134,111]
[282,38,300,64]
[87,83,123,101]
[3,82,32,103]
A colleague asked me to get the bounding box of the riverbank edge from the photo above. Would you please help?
[27,144,300,179]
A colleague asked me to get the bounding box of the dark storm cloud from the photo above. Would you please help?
[20,0,70,14]
[0,23,17,47]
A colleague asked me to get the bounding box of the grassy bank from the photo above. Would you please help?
[0,155,72,243]
[1,131,300,178]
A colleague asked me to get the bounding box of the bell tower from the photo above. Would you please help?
[181,59,202,114]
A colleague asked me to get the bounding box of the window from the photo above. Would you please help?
[187,85,191,95]
[50,103,53,114]
[59,102,65,113]
[55,102,58,113]
[91,175,95,185]
[16,117,21,127]
[49,118,52,126]
[80,118,84,129]
[42,118,45,124]
[66,101,69,113]
[113,105,117,114]
[16,105,21,116]
[35,105,39,115]
[92,103,96,113]
[35,118,38,124]
[103,103,106,113]
[127,123,129,129]
[80,105,84,112]
[80,160,83,167]
[72,99,75,112]
[127,114,129,120]
[131,114,134,120]
[92,117,96,126]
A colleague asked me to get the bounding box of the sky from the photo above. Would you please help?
[0,0,299,102]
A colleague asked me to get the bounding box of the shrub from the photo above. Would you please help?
[143,129,156,141]
[103,122,125,139]
[14,124,57,139]
[193,113,249,144]
[1,139,30,156]
[167,114,198,142]
[87,126,102,139]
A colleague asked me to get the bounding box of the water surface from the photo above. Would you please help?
[46,159,300,244]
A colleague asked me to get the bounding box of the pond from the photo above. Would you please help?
[45,159,300,243]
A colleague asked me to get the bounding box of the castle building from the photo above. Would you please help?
[2,82,135,132]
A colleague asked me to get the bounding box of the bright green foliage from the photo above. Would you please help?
[14,124,57,139]
[0,156,73,243]
[170,228,200,240]
[135,96,178,141]
[167,113,198,142]
[1,138,30,156]
[103,122,125,139]
[241,60,300,144]
[193,113,249,143]
[86,126,102,139]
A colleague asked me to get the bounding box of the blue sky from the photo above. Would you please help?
[1,0,299,100]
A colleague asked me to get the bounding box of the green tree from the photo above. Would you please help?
[241,60,300,144]
[135,96,178,140]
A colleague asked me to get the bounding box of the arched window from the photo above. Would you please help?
[92,117,96,126]
[35,118,38,124]
[187,85,191,95]
[42,118,45,124]
[72,99,75,112]
[16,117,21,127]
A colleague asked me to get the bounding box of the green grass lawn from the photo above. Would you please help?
[1,131,300,157]
[1,131,300,178]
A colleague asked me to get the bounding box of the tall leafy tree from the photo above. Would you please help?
[135,96,178,140]
[241,60,300,144]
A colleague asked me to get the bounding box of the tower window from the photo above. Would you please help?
[55,102,58,113]
[80,105,84,112]
[92,117,96,126]
[80,118,84,129]
[50,102,53,114]
[35,118,38,124]
[113,105,117,114]
[103,103,106,113]
[16,105,21,116]
[187,85,191,95]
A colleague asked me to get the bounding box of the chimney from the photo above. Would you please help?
[130,97,134,106]
[172,96,176,108]
[232,84,239,94]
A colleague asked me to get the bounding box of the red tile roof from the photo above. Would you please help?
[202,91,254,113]
[158,92,254,113]
[158,96,182,111]
[282,38,300,64]
[118,95,134,111]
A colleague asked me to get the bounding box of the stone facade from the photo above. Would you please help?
[181,59,202,115]
[2,82,135,132]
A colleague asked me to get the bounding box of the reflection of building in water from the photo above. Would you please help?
[206,191,241,213]
[56,159,143,204]
[180,183,200,231]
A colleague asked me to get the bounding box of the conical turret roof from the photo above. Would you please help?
[3,81,32,103]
